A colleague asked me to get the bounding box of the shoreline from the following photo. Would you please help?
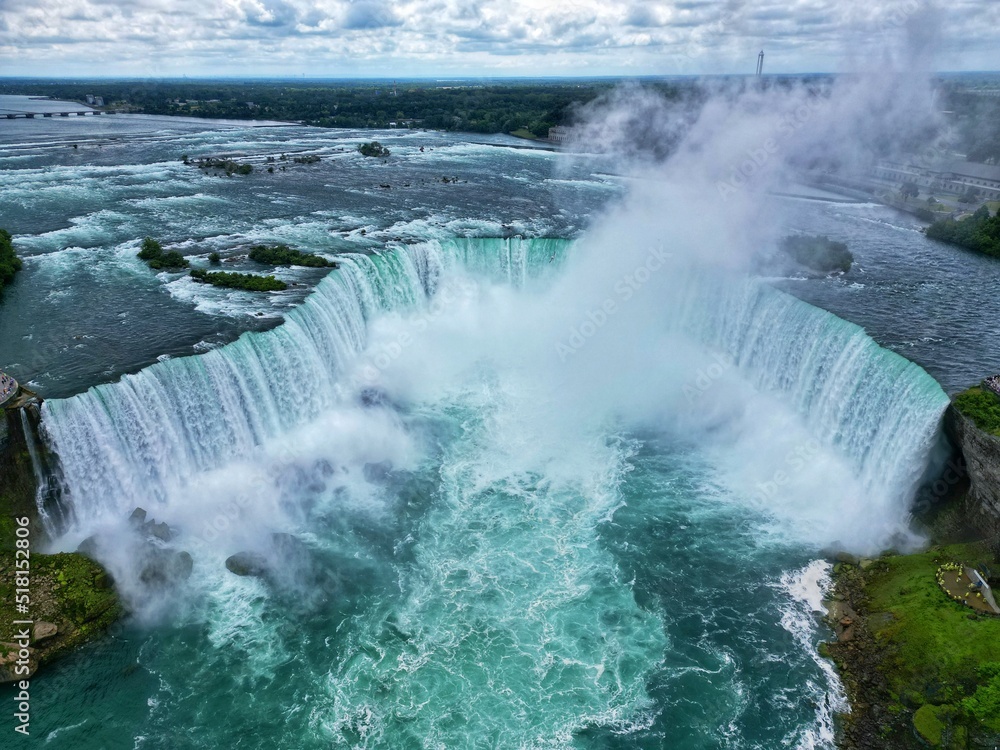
[819,478,1000,748]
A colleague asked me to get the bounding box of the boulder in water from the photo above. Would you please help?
[225,551,270,577]
[148,521,173,542]
[139,548,193,587]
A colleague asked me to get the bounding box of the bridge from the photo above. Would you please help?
[1,110,116,119]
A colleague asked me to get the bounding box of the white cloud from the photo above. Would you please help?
[0,0,996,76]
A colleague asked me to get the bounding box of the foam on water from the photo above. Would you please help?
[37,237,949,748]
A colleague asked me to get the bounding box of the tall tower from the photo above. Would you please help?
[756,50,764,76]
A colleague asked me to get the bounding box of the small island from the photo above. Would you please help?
[926,206,1000,258]
[249,244,336,268]
[0,229,22,297]
[190,268,287,292]
[779,234,853,275]
[137,237,189,270]
[186,155,253,176]
[756,234,853,277]
[358,141,391,158]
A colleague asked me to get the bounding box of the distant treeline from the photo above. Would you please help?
[927,205,1000,257]
[0,79,634,137]
[0,229,22,296]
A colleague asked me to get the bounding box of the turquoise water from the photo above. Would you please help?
[13,237,949,748]
[0,111,962,749]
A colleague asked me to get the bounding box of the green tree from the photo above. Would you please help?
[0,229,23,294]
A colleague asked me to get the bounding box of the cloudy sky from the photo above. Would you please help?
[1,0,997,78]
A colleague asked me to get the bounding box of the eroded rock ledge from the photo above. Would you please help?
[0,389,121,683]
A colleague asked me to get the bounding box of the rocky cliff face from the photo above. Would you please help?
[0,394,120,683]
[945,405,1000,545]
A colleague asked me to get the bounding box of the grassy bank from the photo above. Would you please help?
[825,542,1000,748]
[953,386,1000,436]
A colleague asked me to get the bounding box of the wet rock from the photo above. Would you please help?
[129,507,147,526]
[359,387,391,408]
[226,551,269,577]
[139,548,193,587]
[32,622,57,643]
[835,551,861,566]
[0,644,37,682]
[148,521,173,542]
[77,535,100,559]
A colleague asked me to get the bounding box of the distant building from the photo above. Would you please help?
[872,159,1000,198]
[94,96,104,107]
[85,94,95,105]
[547,126,571,145]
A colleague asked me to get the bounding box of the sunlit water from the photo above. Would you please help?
[0,111,979,749]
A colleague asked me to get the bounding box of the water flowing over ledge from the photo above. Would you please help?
[41,236,947,547]
[40,238,571,528]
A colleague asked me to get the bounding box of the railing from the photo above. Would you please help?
[983,375,1000,398]
[0,371,18,406]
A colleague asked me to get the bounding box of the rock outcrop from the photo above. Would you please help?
[0,391,122,683]
[945,405,1000,548]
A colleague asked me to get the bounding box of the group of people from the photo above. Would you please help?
[985,374,1000,396]
[0,371,17,402]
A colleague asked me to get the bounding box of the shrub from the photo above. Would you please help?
[137,237,188,269]
[954,387,1000,435]
[189,268,286,292]
[962,664,1000,733]
[248,244,333,268]
[0,229,23,293]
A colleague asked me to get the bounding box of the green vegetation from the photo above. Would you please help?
[208,252,221,265]
[0,229,22,296]
[191,156,253,175]
[509,128,538,140]
[829,543,1000,747]
[927,205,1000,257]
[293,154,321,164]
[358,141,390,158]
[137,237,189,270]
[963,663,1000,733]
[913,704,949,746]
[190,268,287,292]
[953,386,1000,435]
[248,244,334,268]
[779,234,853,274]
[0,79,628,135]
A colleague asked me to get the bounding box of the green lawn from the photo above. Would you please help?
[863,543,1000,745]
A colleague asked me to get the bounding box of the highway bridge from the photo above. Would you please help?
[1,110,116,119]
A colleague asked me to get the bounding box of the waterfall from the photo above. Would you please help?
[664,271,949,530]
[41,237,947,547]
[40,238,571,529]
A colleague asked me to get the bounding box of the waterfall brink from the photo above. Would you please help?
[666,271,950,539]
[41,238,571,530]
[41,237,947,548]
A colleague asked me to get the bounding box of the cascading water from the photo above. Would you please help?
[35,236,950,749]
[40,237,572,528]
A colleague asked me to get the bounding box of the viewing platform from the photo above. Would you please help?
[0,371,20,408]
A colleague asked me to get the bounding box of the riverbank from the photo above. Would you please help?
[821,403,1000,750]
